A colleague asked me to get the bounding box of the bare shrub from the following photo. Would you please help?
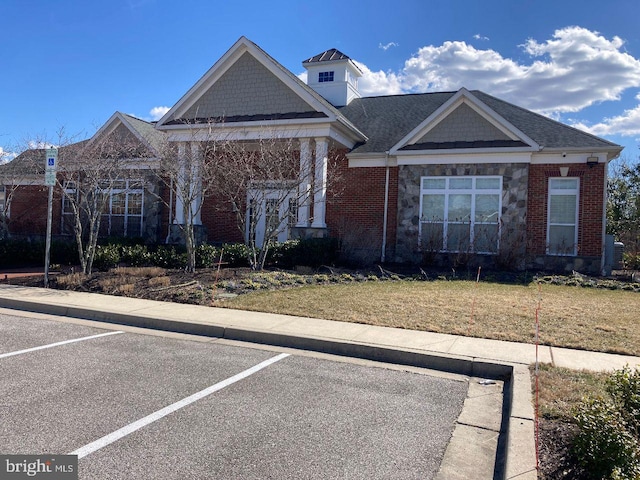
[148,276,171,287]
[56,273,88,287]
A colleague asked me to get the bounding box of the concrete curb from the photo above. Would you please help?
[0,291,536,480]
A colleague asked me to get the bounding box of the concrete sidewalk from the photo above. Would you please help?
[1,284,639,480]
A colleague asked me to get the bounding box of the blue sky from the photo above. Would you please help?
[1,0,639,162]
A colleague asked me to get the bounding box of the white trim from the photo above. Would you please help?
[530,152,606,165]
[546,177,580,256]
[389,88,539,154]
[165,121,356,146]
[348,155,397,168]
[398,152,532,166]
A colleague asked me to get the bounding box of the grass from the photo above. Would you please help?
[219,280,640,355]
[535,363,610,419]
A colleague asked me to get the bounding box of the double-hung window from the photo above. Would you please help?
[420,176,502,253]
[547,178,579,256]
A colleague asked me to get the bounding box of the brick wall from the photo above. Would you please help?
[326,151,397,264]
[7,185,50,235]
[201,192,244,244]
[527,163,605,267]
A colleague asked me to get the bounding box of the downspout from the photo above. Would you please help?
[381,151,390,263]
[165,176,174,244]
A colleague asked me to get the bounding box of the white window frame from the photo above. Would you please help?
[101,179,145,238]
[546,177,579,256]
[419,176,502,254]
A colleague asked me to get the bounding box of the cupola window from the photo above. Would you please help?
[318,71,334,83]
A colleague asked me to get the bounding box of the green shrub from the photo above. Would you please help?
[119,244,151,267]
[267,238,339,268]
[93,244,121,271]
[196,244,222,269]
[573,397,640,479]
[624,253,640,270]
[220,243,250,267]
[607,367,640,434]
[150,246,188,269]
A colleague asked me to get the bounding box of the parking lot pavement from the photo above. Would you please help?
[0,312,470,480]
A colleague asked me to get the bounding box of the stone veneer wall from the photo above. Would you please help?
[395,163,529,268]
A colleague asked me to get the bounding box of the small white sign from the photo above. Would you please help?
[45,148,58,172]
[45,171,56,186]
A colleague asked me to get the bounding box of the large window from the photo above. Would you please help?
[547,178,579,256]
[101,180,144,237]
[420,176,502,254]
[62,180,144,238]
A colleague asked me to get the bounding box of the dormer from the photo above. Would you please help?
[303,49,362,107]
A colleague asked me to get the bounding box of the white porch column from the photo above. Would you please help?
[190,141,202,226]
[174,141,186,224]
[311,137,328,229]
[296,138,312,227]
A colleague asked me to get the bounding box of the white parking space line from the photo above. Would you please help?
[70,352,290,459]
[0,331,124,359]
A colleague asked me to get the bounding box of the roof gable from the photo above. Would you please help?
[181,51,317,120]
[157,37,342,127]
[90,112,162,157]
[390,88,539,154]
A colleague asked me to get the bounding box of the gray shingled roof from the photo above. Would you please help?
[0,141,89,176]
[338,90,621,154]
[303,49,351,64]
[121,113,165,155]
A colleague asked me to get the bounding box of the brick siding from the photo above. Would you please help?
[326,151,397,264]
[527,163,605,257]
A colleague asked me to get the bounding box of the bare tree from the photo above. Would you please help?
[57,130,150,274]
[208,135,305,270]
[154,130,218,273]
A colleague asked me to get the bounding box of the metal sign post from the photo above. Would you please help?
[44,148,58,288]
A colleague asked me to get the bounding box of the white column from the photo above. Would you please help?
[311,137,328,229]
[174,142,186,224]
[190,141,202,226]
[296,138,312,227]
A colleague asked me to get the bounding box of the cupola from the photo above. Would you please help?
[303,49,362,107]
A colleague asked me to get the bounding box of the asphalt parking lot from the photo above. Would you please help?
[0,311,470,479]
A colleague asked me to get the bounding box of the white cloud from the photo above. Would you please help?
[27,141,57,149]
[571,102,640,137]
[353,61,403,96]
[0,147,17,164]
[149,106,170,121]
[473,34,490,41]
[379,42,399,51]
[351,26,640,138]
